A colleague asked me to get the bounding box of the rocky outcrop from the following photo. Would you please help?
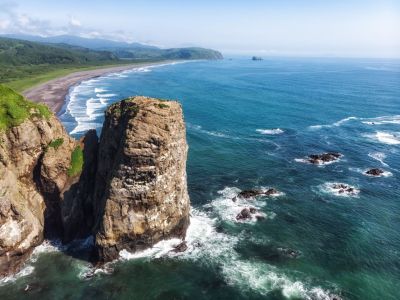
[365,168,384,176]
[93,97,190,262]
[0,111,74,276]
[0,87,190,275]
[307,152,342,165]
[232,188,279,201]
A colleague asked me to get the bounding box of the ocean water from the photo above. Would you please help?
[1,58,400,300]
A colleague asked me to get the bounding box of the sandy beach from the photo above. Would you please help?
[22,61,176,114]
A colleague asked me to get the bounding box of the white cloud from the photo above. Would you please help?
[0,19,10,30]
[69,16,81,27]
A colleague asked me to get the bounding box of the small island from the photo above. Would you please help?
[252,56,263,61]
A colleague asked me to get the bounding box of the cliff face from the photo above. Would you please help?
[0,87,190,275]
[0,111,75,275]
[93,97,190,261]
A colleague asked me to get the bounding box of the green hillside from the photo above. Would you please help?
[0,36,223,92]
[0,37,125,89]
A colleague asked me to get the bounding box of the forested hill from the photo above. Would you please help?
[0,37,118,66]
[0,36,223,91]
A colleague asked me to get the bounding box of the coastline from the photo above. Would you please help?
[22,61,179,114]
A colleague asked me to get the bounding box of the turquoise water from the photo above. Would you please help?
[1,58,400,299]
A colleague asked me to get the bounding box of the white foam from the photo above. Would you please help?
[120,238,183,260]
[94,88,108,93]
[0,265,34,286]
[363,115,400,125]
[96,93,117,98]
[205,187,282,224]
[308,116,358,130]
[187,123,231,139]
[368,152,388,167]
[318,182,360,198]
[375,132,400,145]
[294,156,341,166]
[256,128,284,135]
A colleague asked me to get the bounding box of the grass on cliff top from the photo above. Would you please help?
[0,84,51,131]
[67,146,84,177]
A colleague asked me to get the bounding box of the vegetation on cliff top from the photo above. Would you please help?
[67,146,84,177]
[0,84,51,131]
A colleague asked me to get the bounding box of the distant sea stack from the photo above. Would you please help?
[252,56,263,61]
[0,85,190,275]
[93,97,190,261]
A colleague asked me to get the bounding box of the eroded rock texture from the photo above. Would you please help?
[0,114,74,275]
[0,94,190,275]
[93,97,190,261]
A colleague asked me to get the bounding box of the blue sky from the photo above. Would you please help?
[0,0,399,57]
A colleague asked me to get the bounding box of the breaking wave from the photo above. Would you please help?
[364,131,400,145]
[115,187,335,299]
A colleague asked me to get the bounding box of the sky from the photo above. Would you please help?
[0,0,399,58]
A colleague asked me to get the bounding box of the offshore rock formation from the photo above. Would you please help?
[0,87,190,275]
[93,97,190,261]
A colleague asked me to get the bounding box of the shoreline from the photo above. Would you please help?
[22,61,180,114]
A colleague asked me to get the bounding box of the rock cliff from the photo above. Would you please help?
[0,86,190,275]
[93,97,190,261]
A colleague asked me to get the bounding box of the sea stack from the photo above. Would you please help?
[93,97,190,262]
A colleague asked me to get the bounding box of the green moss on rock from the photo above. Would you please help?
[67,146,84,177]
[0,84,51,131]
[48,138,64,150]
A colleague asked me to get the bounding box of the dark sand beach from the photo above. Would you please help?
[22,61,176,114]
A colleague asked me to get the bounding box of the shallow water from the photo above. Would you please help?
[1,58,400,299]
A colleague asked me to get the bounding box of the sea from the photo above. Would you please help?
[1,58,399,300]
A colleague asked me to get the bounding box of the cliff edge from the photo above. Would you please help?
[0,85,190,275]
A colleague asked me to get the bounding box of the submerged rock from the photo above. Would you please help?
[308,152,342,164]
[235,207,263,221]
[233,188,279,201]
[277,247,301,259]
[236,208,253,221]
[326,183,359,197]
[93,97,190,262]
[172,241,188,253]
[365,168,384,176]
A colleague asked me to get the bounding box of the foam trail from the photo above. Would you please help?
[256,128,284,135]
[309,116,358,130]
[368,152,388,167]
[364,132,400,145]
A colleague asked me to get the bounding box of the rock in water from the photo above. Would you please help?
[365,168,384,176]
[93,97,190,261]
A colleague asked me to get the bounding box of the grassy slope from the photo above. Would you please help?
[0,37,132,92]
[0,84,51,131]
[5,63,131,92]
